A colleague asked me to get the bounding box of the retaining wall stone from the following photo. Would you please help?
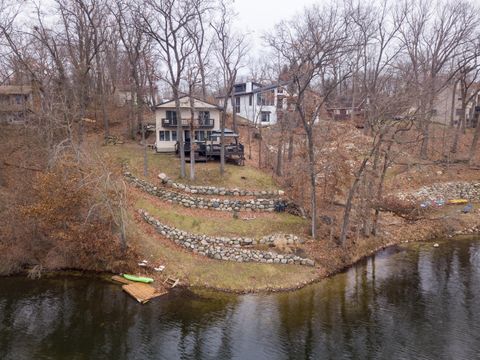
[139,209,315,266]
[158,172,284,197]
[126,172,287,212]
[397,182,480,202]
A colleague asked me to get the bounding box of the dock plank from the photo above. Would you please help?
[122,283,168,304]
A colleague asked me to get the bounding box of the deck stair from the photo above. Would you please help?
[164,277,180,289]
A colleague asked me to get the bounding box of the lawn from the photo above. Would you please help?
[130,216,319,292]
[102,142,278,190]
[135,196,309,238]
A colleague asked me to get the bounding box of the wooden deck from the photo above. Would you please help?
[122,283,168,304]
[111,275,168,304]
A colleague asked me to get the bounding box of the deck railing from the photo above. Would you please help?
[162,118,214,128]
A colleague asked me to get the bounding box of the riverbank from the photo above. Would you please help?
[127,198,480,294]
[2,204,478,296]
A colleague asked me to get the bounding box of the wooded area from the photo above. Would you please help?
[0,0,480,275]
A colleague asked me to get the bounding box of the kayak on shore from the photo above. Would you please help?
[123,274,154,283]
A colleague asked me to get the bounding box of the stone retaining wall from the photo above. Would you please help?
[126,172,287,212]
[397,182,480,202]
[158,173,284,197]
[139,209,315,266]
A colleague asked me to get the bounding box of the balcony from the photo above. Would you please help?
[162,118,215,129]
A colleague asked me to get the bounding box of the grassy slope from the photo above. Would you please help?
[135,196,309,238]
[100,141,316,291]
[131,215,319,292]
[103,142,278,190]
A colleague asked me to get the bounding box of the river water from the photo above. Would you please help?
[1,237,480,360]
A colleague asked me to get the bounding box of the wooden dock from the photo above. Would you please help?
[122,283,167,304]
[111,275,168,304]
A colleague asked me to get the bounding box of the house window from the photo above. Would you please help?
[199,111,210,125]
[234,97,240,113]
[261,111,270,122]
[15,95,22,104]
[234,83,246,93]
[171,131,177,141]
[257,90,275,106]
[206,131,213,140]
[195,130,206,141]
[159,131,170,141]
[166,110,177,124]
[249,94,253,106]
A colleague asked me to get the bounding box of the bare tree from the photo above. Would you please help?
[141,0,204,179]
[450,40,480,155]
[267,3,352,239]
[397,0,478,159]
[211,0,248,175]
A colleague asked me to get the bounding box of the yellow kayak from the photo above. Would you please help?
[448,199,468,205]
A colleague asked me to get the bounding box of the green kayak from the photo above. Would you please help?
[123,274,154,283]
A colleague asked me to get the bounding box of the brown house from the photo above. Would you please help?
[0,85,36,124]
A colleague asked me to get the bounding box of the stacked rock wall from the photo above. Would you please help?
[139,209,315,266]
[125,172,284,212]
[397,182,480,202]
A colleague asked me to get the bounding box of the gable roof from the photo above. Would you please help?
[156,95,221,110]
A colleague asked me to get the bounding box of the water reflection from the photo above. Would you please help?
[1,238,480,359]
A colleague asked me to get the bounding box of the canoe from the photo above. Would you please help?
[123,274,154,283]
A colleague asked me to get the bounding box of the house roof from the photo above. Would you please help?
[327,96,366,110]
[0,85,33,95]
[215,81,291,98]
[156,95,221,110]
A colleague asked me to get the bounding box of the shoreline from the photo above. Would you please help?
[5,222,479,296]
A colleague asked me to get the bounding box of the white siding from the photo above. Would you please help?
[223,85,287,125]
[155,106,221,152]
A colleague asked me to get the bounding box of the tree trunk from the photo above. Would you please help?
[220,110,226,176]
[288,132,294,161]
[142,124,148,177]
[450,103,466,154]
[450,80,457,127]
[276,136,283,177]
[189,94,196,181]
[339,155,370,245]
[469,121,480,165]
[420,121,430,160]
[258,124,262,168]
[174,89,186,178]
[95,47,109,138]
[372,141,393,235]
[306,130,317,239]
[231,95,237,133]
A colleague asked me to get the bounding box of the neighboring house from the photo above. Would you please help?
[0,85,35,124]
[113,85,133,107]
[155,96,221,152]
[218,81,290,125]
[431,82,480,127]
[326,96,366,128]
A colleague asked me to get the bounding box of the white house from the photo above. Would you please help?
[155,96,222,152]
[431,83,480,127]
[219,81,289,125]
